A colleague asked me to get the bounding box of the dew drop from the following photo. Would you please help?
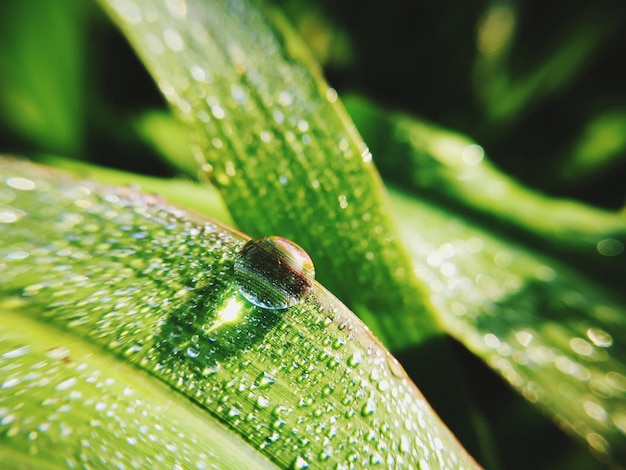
[234,236,315,309]
[186,347,200,358]
[162,28,184,51]
[587,328,613,348]
[0,208,25,224]
[597,239,624,257]
[6,177,36,190]
[361,397,376,417]
[347,352,362,368]
[254,372,276,389]
[292,455,309,469]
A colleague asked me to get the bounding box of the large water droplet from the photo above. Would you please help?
[234,236,315,309]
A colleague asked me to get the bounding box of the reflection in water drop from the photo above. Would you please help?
[234,236,315,309]
[587,328,613,348]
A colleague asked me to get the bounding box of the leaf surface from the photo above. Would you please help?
[390,187,626,463]
[0,158,478,469]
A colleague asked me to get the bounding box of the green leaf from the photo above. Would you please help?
[345,97,626,463]
[476,6,617,129]
[134,110,202,178]
[0,157,479,469]
[390,187,626,463]
[0,0,87,154]
[0,301,278,470]
[98,0,440,350]
[558,109,626,186]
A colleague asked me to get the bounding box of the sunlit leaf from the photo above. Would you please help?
[99,0,439,350]
[0,302,278,470]
[0,158,479,469]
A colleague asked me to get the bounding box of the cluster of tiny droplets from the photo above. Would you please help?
[396,195,626,458]
[1,161,477,469]
[0,335,266,469]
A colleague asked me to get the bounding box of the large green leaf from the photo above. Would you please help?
[98,0,439,350]
[0,157,478,469]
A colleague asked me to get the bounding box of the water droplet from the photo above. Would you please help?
[165,0,187,17]
[462,144,484,165]
[292,455,309,469]
[254,372,276,389]
[234,236,315,309]
[211,105,226,120]
[587,328,613,347]
[570,338,594,357]
[347,352,362,367]
[6,177,36,190]
[361,397,376,417]
[0,208,25,224]
[597,239,624,256]
[256,396,271,408]
[584,401,608,422]
[326,88,338,103]
[163,28,184,51]
[186,347,200,358]
[377,380,390,392]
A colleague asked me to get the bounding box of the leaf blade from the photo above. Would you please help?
[0,158,479,469]
[98,0,440,350]
[0,301,278,469]
[390,186,626,464]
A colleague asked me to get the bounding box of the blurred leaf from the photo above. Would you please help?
[390,187,626,464]
[558,109,626,185]
[0,0,87,154]
[476,6,618,129]
[346,96,626,462]
[346,96,626,283]
[98,0,440,350]
[0,157,479,469]
[134,110,202,177]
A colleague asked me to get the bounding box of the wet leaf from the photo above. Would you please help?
[390,187,626,463]
[0,158,479,469]
[344,97,626,464]
[98,0,439,350]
